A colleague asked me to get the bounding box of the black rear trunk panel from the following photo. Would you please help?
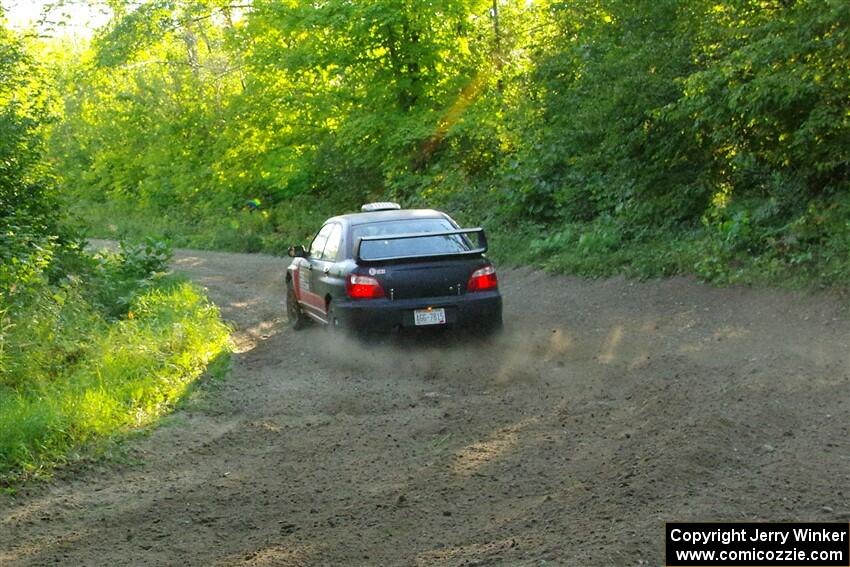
[373,259,484,300]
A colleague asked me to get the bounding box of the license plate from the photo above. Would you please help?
[414,308,446,326]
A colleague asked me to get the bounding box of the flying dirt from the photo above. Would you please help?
[1,247,848,566]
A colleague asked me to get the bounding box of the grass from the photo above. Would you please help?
[0,278,231,485]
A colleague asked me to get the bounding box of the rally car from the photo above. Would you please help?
[285,203,502,334]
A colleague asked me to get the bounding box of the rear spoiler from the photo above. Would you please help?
[354,228,488,263]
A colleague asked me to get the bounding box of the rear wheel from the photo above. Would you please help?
[286,283,307,330]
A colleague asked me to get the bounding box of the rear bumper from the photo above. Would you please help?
[333,291,502,332]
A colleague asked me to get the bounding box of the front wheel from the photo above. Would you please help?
[286,283,308,330]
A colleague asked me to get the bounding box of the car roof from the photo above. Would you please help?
[325,208,451,227]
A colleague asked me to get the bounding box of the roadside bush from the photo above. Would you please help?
[0,276,230,484]
[0,237,230,484]
[90,237,173,318]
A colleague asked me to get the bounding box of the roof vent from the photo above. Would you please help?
[361,202,402,212]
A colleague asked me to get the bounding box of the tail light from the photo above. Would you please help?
[467,265,498,292]
[346,274,385,299]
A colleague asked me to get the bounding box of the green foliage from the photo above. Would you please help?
[0,276,231,484]
[671,1,850,196]
[85,237,173,317]
[34,0,850,288]
[0,19,231,484]
[75,197,335,256]
[491,0,849,286]
[0,23,54,217]
[0,20,66,309]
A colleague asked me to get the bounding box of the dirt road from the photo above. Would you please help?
[2,248,848,566]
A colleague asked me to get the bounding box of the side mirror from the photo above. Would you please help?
[288,245,307,258]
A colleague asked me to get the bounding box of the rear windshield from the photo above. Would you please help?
[353,218,473,261]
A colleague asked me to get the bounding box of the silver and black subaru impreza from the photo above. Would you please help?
[285,202,502,335]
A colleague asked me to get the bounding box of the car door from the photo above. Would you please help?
[298,223,335,319]
[309,222,343,309]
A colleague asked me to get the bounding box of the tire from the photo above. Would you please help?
[286,283,308,330]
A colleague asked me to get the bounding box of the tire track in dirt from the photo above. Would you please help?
[1,247,848,566]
